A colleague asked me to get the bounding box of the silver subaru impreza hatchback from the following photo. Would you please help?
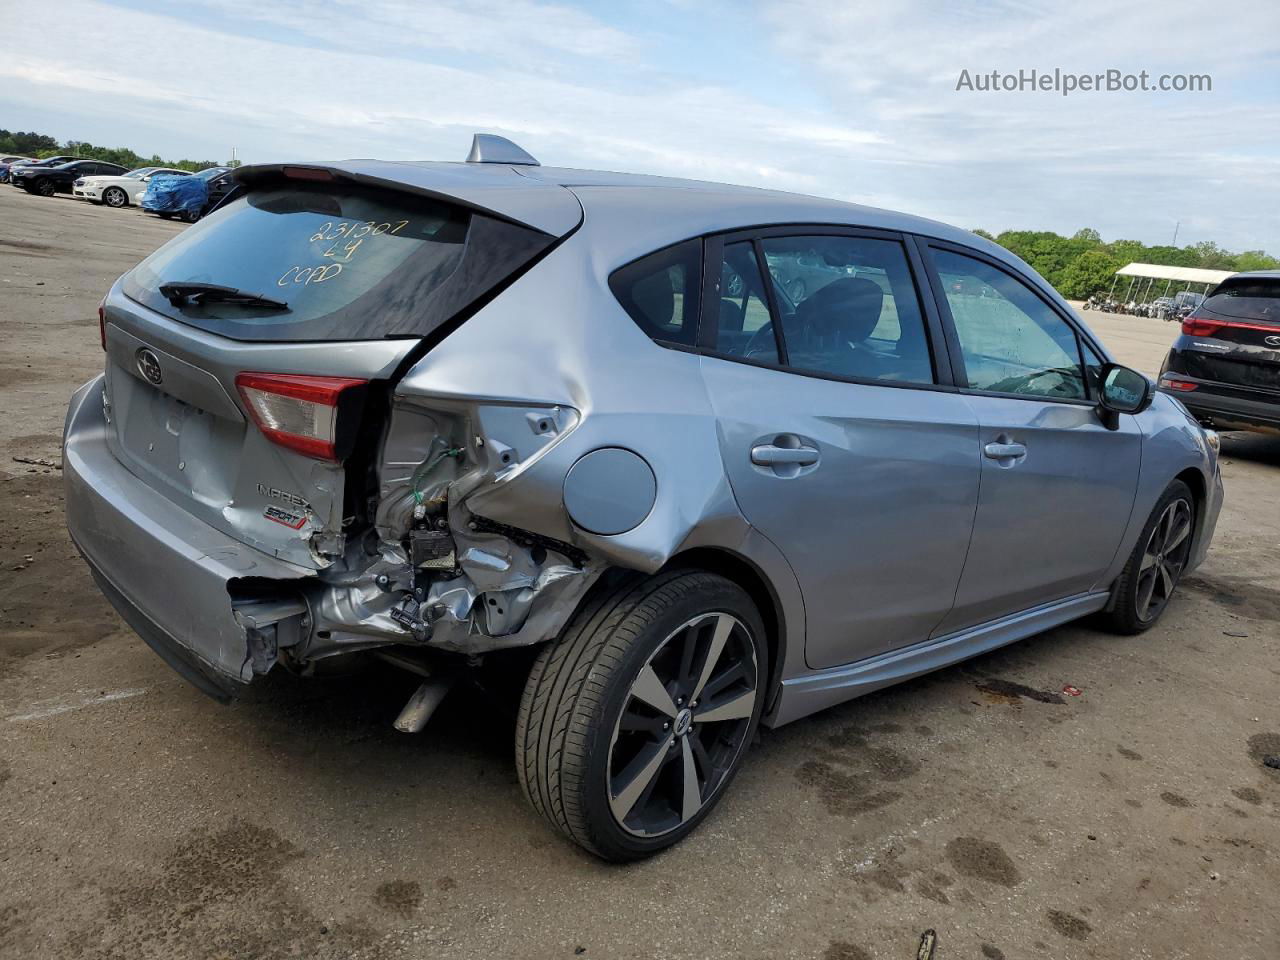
[64,135,1222,859]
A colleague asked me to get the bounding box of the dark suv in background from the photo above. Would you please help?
[1159,271,1280,434]
[12,159,129,197]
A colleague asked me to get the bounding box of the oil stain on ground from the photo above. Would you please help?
[796,726,921,817]
[1247,732,1280,778]
[1047,909,1093,941]
[1117,746,1144,760]
[1181,576,1280,622]
[823,941,872,960]
[1232,787,1262,805]
[973,678,1065,705]
[1161,791,1194,808]
[945,837,1021,887]
[55,818,390,960]
[373,880,422,918]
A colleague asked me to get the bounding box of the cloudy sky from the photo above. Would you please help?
[3,0,1278,251]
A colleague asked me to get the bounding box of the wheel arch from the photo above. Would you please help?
[658,546,788,714]
[1173,465,1208,550]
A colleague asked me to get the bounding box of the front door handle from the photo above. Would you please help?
[751,444,820,466]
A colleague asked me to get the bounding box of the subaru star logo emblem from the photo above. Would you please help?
[136,348,163,386]
[1265,335,1280,347]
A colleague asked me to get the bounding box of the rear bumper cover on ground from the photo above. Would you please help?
[63,375,312,699]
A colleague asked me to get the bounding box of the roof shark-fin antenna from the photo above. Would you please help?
[466,134,540,166]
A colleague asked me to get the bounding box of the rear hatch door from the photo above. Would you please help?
[104,163,575,569]
[1183,276,1280,394]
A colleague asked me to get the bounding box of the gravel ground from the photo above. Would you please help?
[1,185,1277,960]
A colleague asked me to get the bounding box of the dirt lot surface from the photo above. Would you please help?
[1,186,1277,960]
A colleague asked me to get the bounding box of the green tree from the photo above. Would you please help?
[1072,227,1102,246]
[1058,250,1122,300]
[1234,250,1280,272]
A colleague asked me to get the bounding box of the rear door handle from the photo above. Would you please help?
[983,439,1027,465]
[751,445,820,466]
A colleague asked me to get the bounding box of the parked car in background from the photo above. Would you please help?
[1159,271,1280,434]
[140,166,233,221]
[65,135,1222,860]
[74,166,190,208]
[766,246,853,301]
[6,155,85,186]
[12,159,129,197]
[0,156,34,183]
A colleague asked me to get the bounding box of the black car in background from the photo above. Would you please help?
[1159,271,1280,434]
[6,155,85,185]
[12,159,129,197]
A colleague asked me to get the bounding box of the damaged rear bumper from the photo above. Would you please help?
[63,375,313,698]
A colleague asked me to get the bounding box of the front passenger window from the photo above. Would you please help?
[933,249,1086,400]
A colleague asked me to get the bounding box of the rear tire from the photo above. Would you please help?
[1098,480,1195,634]
[516,570,766,861]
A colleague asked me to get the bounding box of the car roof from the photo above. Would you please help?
[233,157,1009,264]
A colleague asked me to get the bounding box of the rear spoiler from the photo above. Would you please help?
[228,160,582,237]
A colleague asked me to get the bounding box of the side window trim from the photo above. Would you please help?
[752,237,789,366]
[918,239,1099,406]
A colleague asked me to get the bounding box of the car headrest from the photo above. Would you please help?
[631,271,675,329]
[719,297,745,332]
[796,277,884,343]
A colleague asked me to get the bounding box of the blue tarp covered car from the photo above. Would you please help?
[140,174,209,221]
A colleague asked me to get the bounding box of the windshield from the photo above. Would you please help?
[194,168,227,180]
[125,167,159,178]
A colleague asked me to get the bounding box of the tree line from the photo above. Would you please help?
[972,227,1278,300]
[0,129,224,174]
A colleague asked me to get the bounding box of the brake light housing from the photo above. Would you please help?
[1181,313,1221,337]
[1160,376,1198,392]
[1182,312,1279,337]
[235,373,368,461]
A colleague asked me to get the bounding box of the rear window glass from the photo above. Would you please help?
[609,239,703,346]
[1204,277,1280,323]
[125,184,481,341]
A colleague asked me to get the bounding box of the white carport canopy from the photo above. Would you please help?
[1108,263,1235,302]
[1114,263,1235,285]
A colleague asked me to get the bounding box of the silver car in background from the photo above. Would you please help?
[64,135,1222,860]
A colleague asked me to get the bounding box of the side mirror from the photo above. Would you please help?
[1097,363,1152,423]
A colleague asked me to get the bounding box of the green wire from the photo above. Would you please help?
[411,446,463,504]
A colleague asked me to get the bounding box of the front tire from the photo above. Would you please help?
[103,187,128,208]
[516,571,765,861]
[34,178,55,197]
[1099,480,1195,634]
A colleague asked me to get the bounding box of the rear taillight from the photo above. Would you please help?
[98,296,107,350]
[1182,312,1279,337]
[1160,376,1198,392]
[1181,314,1221,337]
[235,373,368,461]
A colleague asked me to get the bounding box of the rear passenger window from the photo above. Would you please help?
[609,239,702,346]
[760,235,934,384]
[713,241,778,363]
